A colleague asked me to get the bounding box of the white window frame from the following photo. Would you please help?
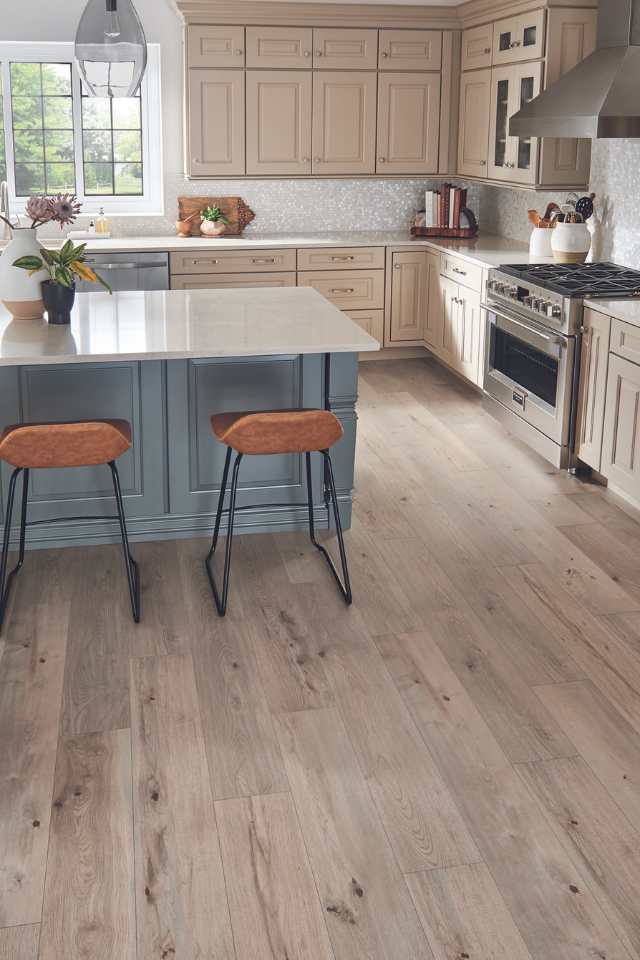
[0,41,163,217]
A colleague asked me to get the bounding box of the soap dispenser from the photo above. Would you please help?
[95,207,110,236]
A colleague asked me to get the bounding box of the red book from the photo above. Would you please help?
[453,188,463,229]
[441,184,450,230]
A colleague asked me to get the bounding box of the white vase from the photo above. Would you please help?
[200,220,226,237]
[0,228,48,320]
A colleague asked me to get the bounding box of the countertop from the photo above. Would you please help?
[0,231,532,271]
[584,297,640,327]
[0,287,380,367]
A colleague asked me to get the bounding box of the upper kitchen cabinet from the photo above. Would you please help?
[377,73,440,175]
[187,69,245,176]
[246,71,312,175]
[312,72,377,175]
[187,25,245,68]
[491,9,546,66]
[487,60,542,185]
[461,23,493,71]
[246,27,313,68]
[313,28,378,69]
[458,69,491,177]
[378,30,442,71]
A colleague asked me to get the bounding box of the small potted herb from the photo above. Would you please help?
[13,239,111,325]
[199,206,230,237]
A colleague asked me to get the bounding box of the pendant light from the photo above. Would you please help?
[75,0,147,98]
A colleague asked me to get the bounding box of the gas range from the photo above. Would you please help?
[487,262,640,336]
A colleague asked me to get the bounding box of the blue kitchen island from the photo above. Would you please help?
[0,287,379,549]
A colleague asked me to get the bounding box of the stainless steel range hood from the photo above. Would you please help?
[510,0,640,139]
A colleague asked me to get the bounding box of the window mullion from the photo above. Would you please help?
[71,61,85,202]
[2,60,18,211]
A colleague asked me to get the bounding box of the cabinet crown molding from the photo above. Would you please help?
[173,0,596,29]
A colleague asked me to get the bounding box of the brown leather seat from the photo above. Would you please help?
[0,419,132,469]
[210,409,343,455]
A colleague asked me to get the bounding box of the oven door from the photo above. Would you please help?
[483,305,574,447]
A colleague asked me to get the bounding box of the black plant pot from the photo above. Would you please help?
[42,280,76,325]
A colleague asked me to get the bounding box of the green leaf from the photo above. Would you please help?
[95,272,112,294]
[13,255,44,271]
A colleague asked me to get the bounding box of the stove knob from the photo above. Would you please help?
[523,294,534,308]
[507,286,518,299]
[532,298,544,311]
[550,303,562,319]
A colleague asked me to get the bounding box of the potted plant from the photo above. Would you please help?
[0,194,83,320]
[13,239,111,325]
[199,206,230,237]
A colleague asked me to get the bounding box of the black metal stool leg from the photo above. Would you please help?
[205,449,242,617]
[0,467,24,631]
[109,460,140,623]
[306,451,352,605]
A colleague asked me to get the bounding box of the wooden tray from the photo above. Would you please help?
[411,226,478,240]
[177,196,256,237]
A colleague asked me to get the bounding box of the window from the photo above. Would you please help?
[0,42,162,216]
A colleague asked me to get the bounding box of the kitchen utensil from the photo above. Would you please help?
[575,193,596,221]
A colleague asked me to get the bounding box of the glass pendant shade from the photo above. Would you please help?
[75,0,147,98]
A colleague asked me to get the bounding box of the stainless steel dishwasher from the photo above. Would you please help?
[77,251,170,291]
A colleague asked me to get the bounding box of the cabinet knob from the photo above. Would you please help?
[304,49,311,57]
[479,159,486,166]
[484,47,491,54]
[313,157,321,163]
[315,49,322,56]
[382,50,389,57]
[236,48,244,55]
[302,157,310,163]
[378,157,386,163]
[394,263,401,270]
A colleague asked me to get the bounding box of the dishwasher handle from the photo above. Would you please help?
[83,260,168,270]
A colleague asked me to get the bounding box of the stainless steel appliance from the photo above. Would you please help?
[77,251,169,292]
[483,262,640,469]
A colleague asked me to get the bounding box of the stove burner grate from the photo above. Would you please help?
[498,262,640,298]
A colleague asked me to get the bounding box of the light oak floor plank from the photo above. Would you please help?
[377,630,631,960]
[276,707,433,960]
[130,653,235,960]
[535,680,640,832]
[216,792,334,960]
[38,729,135,960]
[406,863,534,960]
[517,756,640,959]
[0,924,40,960]
[0,550,69,927]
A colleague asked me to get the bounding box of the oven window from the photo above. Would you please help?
[493,326,558,407]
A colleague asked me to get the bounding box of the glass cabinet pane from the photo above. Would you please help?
[516,75,534,170]
[499,31,512,52]
[494,78,509,167]
[523,26,537,48]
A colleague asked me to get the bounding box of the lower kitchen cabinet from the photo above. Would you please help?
[422,251,443,350]
[601,353,640,499]
[344,309,384,343]
[389,251,428,343]
[436,275,482,384]
[575,306,610,470]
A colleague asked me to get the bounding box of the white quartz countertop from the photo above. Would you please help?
[0,287,380,367]
[0,231,533,271]
[584,297,640,328]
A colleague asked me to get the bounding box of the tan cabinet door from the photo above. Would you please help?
[539,8,596,187]
[246,71,312,175]
[488,61,541,184]
[602,354,640,498]
[376,73,440,175]
[492,9,546,66]
[313,29,378,69]
[423,251,443,350]
[461,24,492,71]
[457,69,491,178]
[456,287,482,384]
[379,30,442,71]
[187,69,245,176]
[345,309,384,343]
[187,26,245,68]
[575,307,611,471]
[439,275,459,367]
[246,27,313,68]
[312,72,376,175]
[389,252,427,343]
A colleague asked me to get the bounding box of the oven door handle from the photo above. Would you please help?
[486,305,565,357]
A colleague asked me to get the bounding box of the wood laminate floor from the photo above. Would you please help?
[2,357,640,959]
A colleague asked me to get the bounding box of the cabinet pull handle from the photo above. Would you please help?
[452,267,467,276]
[330,255,355,261]
[330,287,355,294]
[251,257,277,264]
[192,258,219,264]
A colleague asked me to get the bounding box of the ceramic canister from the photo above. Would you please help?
[551,207,591,264]
[0,227,48,320]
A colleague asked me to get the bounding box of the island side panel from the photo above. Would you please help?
[325,352,358,530]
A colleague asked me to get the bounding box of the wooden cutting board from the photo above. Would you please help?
[177,196,256,237]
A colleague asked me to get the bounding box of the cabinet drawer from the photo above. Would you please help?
[461,24,493,71]
[187,25,245,68]
[313,28,378,69]
[298,269,384,310]
[440,254,483,292]
[170,249,296,276]
[492,9,546,65]
[246,27,313,68]
[297,247,385,271]
[610,318,640,366]
[379,29,442,70]
[171,272,296,290]
[344,309,384,343]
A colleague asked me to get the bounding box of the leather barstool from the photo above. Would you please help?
[0,419,140,630]
[206,408,352,616]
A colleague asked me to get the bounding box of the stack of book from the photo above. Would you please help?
[424,184,468,230]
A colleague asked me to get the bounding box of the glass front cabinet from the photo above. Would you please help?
[488,61,542,184]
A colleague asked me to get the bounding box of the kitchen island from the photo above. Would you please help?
[0,287,379,549]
